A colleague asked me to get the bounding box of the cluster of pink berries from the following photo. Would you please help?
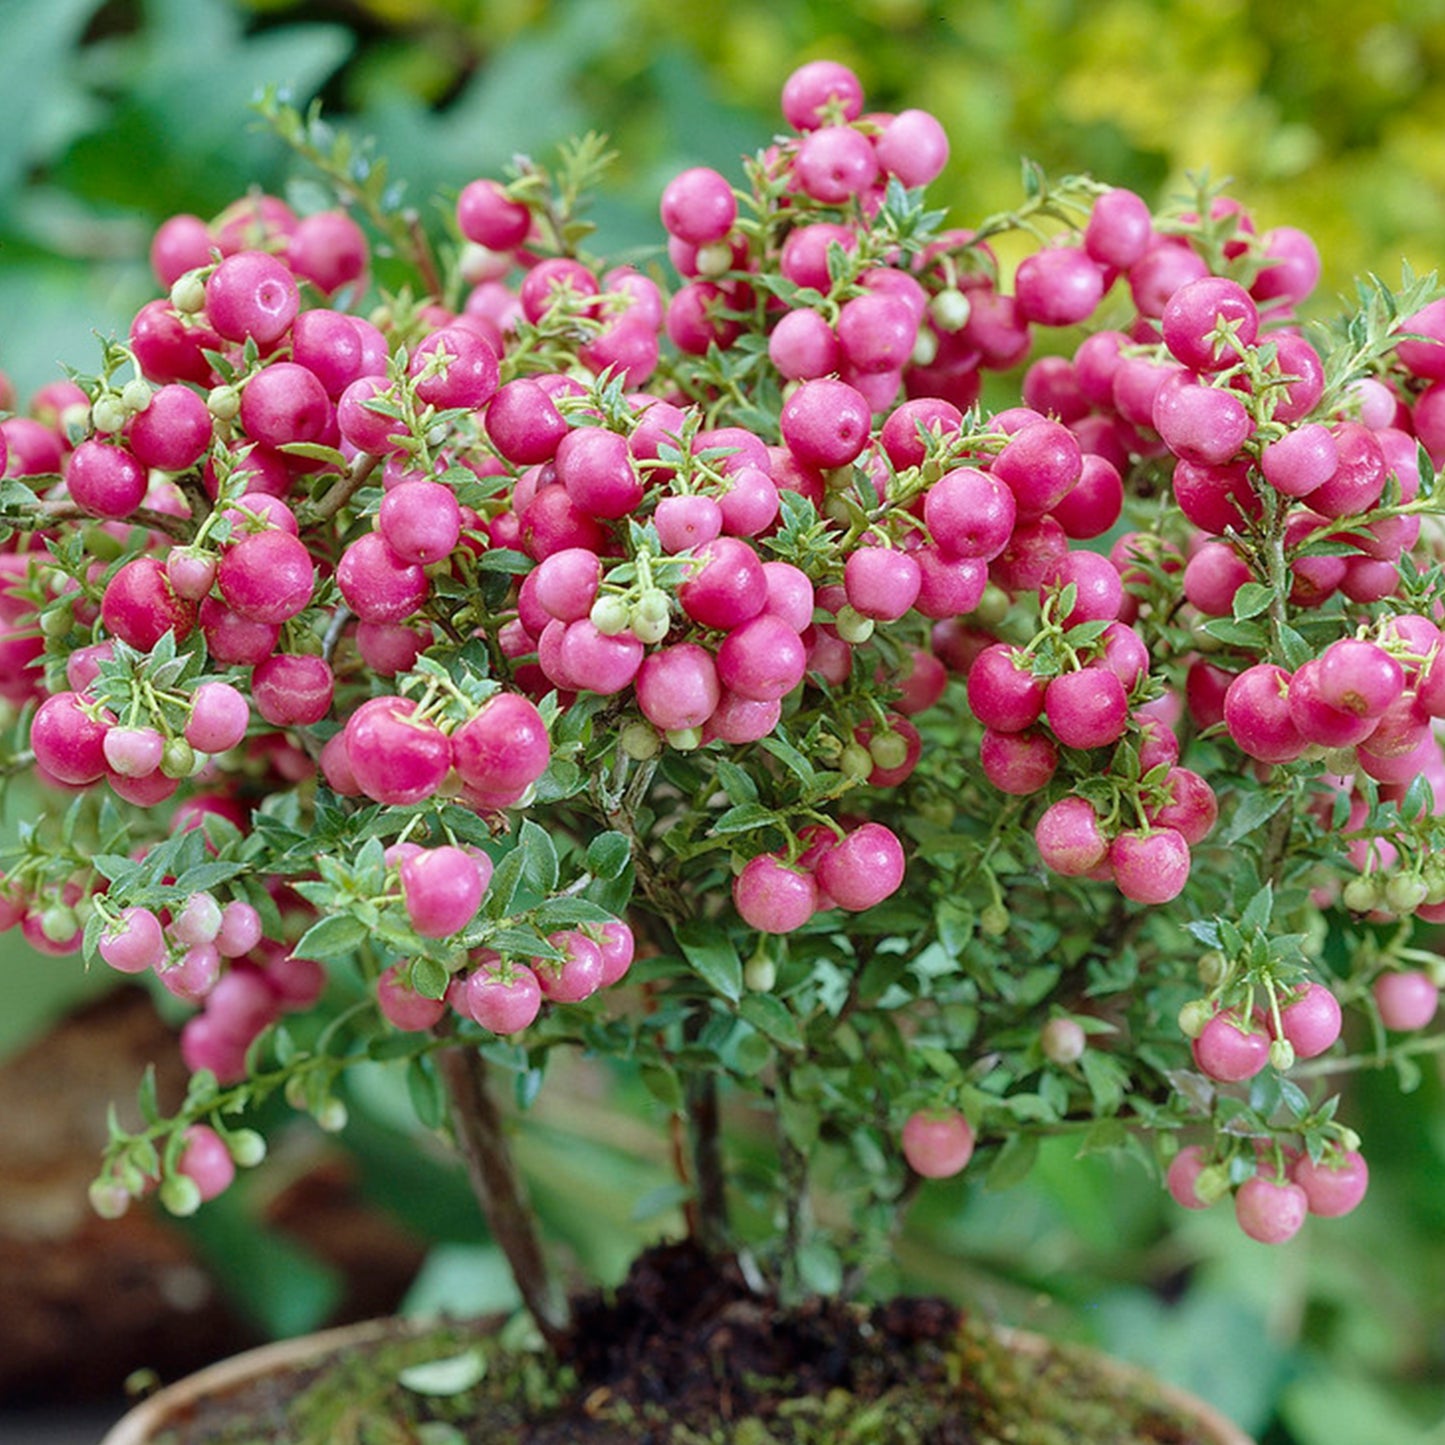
[2,56,1442,1243]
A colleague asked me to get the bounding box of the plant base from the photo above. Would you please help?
[103,1243,1253,1445]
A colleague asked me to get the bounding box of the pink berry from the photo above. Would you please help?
[536,930,605,1004]
[400,846,487,939]
[1034,796,1108,877]
[377,962,448,1031]
[98,906,167,975]
[1110,828,1191,905]
[463,958,543,1034]
[733,854,818,934]
[177,1124,236,1202]
[1373,971,1439,1031]
[1274,982,1342,1059]
[1291,1149,1369,1218]
[205,251,299,344]
[1234,1173,1309,1244]
[1191,1010,1270,1082]
[815,822,905,912]
[451,692,551,799]
[901,1109,975,1178]
[1165,1145,1215,1210]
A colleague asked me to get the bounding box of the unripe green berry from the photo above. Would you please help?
[315,1098,349,1133]
[1197,950,1228,987]
[1193,1164,1231,1206]
[972,584,1010,627]
[159,1174,202,1217]
[120,378,154,413]
[630,590,672,645]
[208,385,241,422]
[1177,999,1212,1039]
[979,902,1009,937]
[1341,875,1382,913]
[227,1129,268,1168]
[620,719,661,760]
[1321,747,1358,776]
[695,240,734,278]
[161,738,197,779]
[834,604,874,645]
[839,742,874,780]
[744,953,777,992]
[868,730,909,771]
[590,594,632,636]
[930,288,971,333]
[1268,1037,1296,1072]
[169,272,208,314]
[40,904,78,943]
[91,395,129,435]
[1423,860,1445,905]
[1384,873,1428,914]
[1041,1016,1087,1065]
[40,604,73,640]
[666,725,703,752]
[88,1179,131,1220]
[910,328,939,368]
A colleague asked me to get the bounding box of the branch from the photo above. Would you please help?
[434,1042,572,1352]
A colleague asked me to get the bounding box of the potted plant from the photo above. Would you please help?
[2,54,1441,1442]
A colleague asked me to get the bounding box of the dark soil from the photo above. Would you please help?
[144,1241,1238,1444]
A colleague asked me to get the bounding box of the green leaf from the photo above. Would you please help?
[739,993,802,1049]
[715,758,759,804]
[407,1056,446,1131]
[484,845,528,919]
[711,802,777,835]
[410,956,451,1001]
[1201,617,1269,650]
[985,1131,1040,1191]
[398,1349,486,1396]
[1240,883,1274,934]
[1223,789,1289,845]
[518,818,559,897]
[640,1063,683,1110]
[585,830,631,880]
[292,912,370,962]
[675,920,743,1001]
[1231,582,1273,620]
[759,733,814,785]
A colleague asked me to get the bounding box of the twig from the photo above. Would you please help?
[434,1042,572,1353]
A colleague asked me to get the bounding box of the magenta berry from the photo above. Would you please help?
[1035,796,1108,877]
[733,854,818,934]
[1191,1010,1270,1082]
[1291,1149,1369,1218]
[901,1109,975,1179]
[401,846,487,939]
[1373,970,1439,1031]
[451,692,551,799]
[177,1124,237,1203]
[815,822,905,912]
[205,251,299,345]
[378,962,449,1031]
[218,530,315,625]
[1165,1145,1215,1211]
[1234,1172,1309,1245]
[1110,828,1191,905]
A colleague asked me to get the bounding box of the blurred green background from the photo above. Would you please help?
[3,2,1445,1442]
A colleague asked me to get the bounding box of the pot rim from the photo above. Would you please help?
[101,1313,1256,1445]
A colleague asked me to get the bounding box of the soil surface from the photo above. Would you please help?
[144,1240,1232,1444]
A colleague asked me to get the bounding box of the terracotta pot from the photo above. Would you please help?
[101,1313,1256,1445]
